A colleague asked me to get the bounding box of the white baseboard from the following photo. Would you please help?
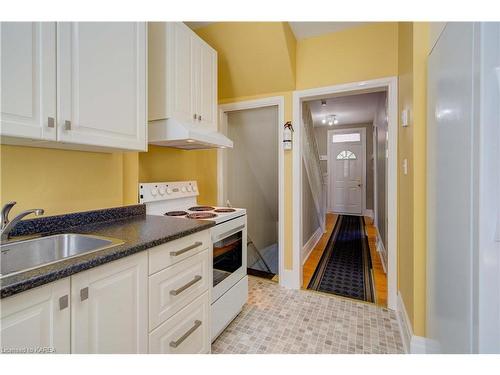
[363,209,374,218]
[397,292,428,354]
[302,227,323,265]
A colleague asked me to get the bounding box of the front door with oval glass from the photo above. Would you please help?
[327,130,364,215]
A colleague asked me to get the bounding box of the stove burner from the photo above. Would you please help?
[164,211,188,217]
[214,208,236,213]
[188,206,215,212]
[186,212,217,219]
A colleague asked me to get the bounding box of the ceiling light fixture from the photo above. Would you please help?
[321,99,326,107]
[333,115,339,125]
[321,118,326,124]
[328,116,333,126]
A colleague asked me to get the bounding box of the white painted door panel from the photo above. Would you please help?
[149,292,210,354]
[196,39,217,129]
[0,22,56,141]
[0,278,70,354]
[71,253,148,354]
[168,22,194,124]
[57,22,146,150]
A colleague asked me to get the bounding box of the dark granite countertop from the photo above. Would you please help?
[1,205,214,299]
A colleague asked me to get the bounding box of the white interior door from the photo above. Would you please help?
[328,130,365,215]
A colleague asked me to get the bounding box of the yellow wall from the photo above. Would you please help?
[195,22,296,99]
[397,22,429,337]
[138,147,218,205]
[296,23,399,89]
[0,145,126,217]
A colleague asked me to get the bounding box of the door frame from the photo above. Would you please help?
[293,77,398,310]
[326,127,367,216]
[217,96,285,283]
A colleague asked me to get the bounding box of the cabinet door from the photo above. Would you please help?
[0,22,56,141]
[0,278,70,354]
[196,39,217,130]
[57,22,146,151]
[71,253,148,354]
[166,22,195,124]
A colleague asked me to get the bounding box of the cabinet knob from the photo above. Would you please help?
[64,120,72,131]
[193,114,197,120]
[80,287,89,301]
[59,295,69,310]
[47,117,55,128]
[198,115,202,121]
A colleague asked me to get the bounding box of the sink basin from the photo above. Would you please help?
[1,233,124,278]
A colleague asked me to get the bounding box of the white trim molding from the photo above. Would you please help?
[293,76,398,309]
[302,227,323,265]
[397,292,428,354]
[217,96,287,287]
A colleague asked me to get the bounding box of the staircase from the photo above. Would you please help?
[301,103,326,232]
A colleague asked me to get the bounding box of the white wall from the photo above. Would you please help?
[374,92,388,248]
[226,106,279,252]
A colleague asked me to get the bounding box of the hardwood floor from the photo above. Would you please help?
[302,213,338,289]
[301,213,387,308]
[364,216,387,307]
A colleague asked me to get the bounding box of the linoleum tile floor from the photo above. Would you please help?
[212,277,404,354]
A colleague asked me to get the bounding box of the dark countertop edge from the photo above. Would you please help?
[0,219,215,299]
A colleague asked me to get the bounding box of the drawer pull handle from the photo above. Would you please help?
[170,241,202,257]
[169,320,202,348]
[170,275,202,296]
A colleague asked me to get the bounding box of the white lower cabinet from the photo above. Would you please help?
[0,278,70,354]
[0,230,212,354]
[71,252,148,354]
[149,292,210,354]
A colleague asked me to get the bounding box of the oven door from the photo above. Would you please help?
[211,215,247,303]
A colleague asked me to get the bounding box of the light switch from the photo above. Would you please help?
[401,109,409,127]
[403,158,408,175]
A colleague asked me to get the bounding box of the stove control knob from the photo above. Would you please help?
[158,186,166,195]
[186,186,192,192]
[192,185,197,192]
[181,186,187,193]
[150,187,158,197]
[166,188,173,195]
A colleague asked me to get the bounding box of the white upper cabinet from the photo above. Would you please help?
[0,22,147,152]
[0,22,57,141]
[194,37,217,128]
[57,22,147,151]
[148,22,218,130]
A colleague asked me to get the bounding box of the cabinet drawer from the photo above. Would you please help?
[149,230,210,274]
[149,292,210,354]
[149,249,210,330]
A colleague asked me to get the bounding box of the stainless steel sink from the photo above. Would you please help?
[0,233,124,278]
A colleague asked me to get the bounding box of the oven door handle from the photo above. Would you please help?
[212,224,245,242]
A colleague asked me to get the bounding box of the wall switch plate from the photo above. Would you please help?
[403,158,408,175]
[401,109,409,127]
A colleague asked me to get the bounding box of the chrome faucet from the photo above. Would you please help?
[1,201,44,241]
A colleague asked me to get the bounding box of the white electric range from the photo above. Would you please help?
[139,180,248,341]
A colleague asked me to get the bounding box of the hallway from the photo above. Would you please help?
[212,277,404,354]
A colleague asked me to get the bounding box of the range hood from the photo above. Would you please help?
[148,119,233,150]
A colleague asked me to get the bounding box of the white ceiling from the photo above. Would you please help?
[288,22,368,40]
[184,22,368,40]
[307,92,386,127]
